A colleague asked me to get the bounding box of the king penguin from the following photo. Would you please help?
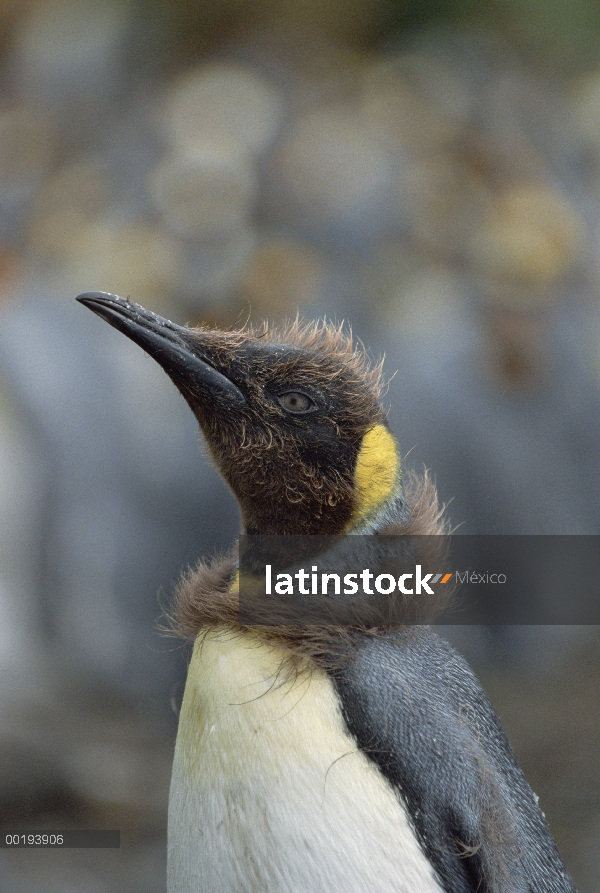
[77,291,576,893]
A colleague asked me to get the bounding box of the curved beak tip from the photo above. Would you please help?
[77,290,117,304]
[75,290,246,407]
[76,291,135,313]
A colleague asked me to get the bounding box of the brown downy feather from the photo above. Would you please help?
[231,316,386,402]
[165,470,450,671]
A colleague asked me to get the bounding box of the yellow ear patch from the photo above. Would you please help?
[352,424,400,521]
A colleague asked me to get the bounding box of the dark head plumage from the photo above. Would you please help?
[76,292,402,536]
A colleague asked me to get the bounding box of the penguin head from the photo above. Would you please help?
[77,293,403,534]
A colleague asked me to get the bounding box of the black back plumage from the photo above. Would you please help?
[335,627,576,893]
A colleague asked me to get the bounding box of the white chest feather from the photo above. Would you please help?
[167,628,442,893]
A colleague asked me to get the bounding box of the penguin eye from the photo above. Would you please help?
[277,391,316,414]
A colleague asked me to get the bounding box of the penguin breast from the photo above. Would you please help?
[167,628,443,893]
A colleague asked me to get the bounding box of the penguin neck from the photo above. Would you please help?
[345,423,405,534]
[239,423,404,536]
[346,488,409,534]
[240,497,355,536]
[240,480,410,536]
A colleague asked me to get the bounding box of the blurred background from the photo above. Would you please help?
[0,0,600,890]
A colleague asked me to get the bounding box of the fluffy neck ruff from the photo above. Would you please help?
[167,471,448,670]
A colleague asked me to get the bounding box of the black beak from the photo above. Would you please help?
[76,292,245,406]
